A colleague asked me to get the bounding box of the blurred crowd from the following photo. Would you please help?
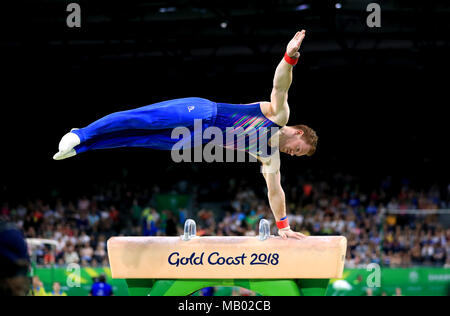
[1,174,450,269]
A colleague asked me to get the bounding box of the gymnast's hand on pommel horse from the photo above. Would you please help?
[53,30,318,240]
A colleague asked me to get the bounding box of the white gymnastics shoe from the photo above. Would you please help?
[58,131,80,153]
[53,149,77,160]
[53,130,81,160]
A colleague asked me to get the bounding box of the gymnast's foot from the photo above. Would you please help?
[53,129,81,160]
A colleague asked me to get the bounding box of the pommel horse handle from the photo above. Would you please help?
[181,219,197,241]
[258,219,270,241]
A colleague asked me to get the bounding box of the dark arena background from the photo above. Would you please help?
[1,0,450,299]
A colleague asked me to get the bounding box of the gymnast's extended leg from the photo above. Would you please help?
[53,97,216,160]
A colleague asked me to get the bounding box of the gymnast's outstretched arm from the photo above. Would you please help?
[262,168,306,240]
[269,30,305,125]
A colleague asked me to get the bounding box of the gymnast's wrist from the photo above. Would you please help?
[284,52,299,66]
[276,216,290,230]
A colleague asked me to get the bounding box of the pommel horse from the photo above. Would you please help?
[107,219,347,296]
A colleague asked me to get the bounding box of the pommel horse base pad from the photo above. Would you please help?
[107,234,347,296]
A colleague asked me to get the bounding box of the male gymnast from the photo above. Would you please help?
[53,30,318,240]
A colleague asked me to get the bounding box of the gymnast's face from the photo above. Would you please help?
[280,130,311,157]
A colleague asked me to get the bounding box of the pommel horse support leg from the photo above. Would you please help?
[107,219,347,296]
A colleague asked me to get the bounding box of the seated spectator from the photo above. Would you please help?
[411,242,423,266]
[393,287,402,296]
[80,242,94,262]
[0,221,30,296]
[432,244,446,266]
[94,244,106,263]
[390,252,402,268]
[421,242,434,265]
[79,231,90,245]
[64,245,80,264]
[48,282,67,296]
[43,246,55,266]
[32,276,47,296]
[88,210,100,228]
[90,275,113,296]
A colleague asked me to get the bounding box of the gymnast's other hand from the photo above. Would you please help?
[278,228,306,240]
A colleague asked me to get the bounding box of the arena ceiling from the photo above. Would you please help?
[2,0,450,70]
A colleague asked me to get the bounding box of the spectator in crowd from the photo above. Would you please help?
[141,207,159,236]
[94,244,106,263]
[48,282,67,296]
[80,242,94,263]
[43,245,55,266]
[90,275,113,296]
[393,287,403,296]
[0,221,30,296]
[32,275,47,296]
[64,245,80,264]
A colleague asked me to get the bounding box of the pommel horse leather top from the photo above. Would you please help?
[108,226,347,280]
